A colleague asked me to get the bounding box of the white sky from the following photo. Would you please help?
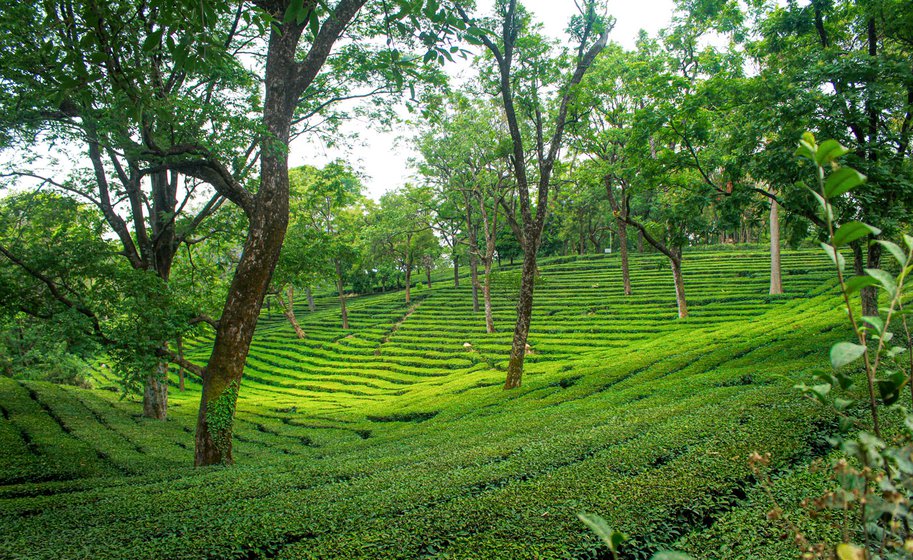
[289,0,677,200]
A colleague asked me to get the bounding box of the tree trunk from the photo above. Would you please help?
[306,286,316,312]
[405,265,412,303]
[194,19,301,466]
[605,176,631,296]
[618,219,631,296]
[483,259,495,334]
[453,255,459,288]
[505,249,537,389]
[142,169,177,420]
[637,230,644,253]
[862,243,881,316]
[425,265,432,288]
[177,334,185,392]
[143,361,169,420]
[335,259,348,330]
[275,284,305,339]
[469,254,480,313]
[769,198,783,295]
[282,285,305,339]
[671,253,688,319]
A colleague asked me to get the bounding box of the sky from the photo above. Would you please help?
[288,0,678,200]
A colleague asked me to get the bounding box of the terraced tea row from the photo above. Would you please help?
[0,248,851,559]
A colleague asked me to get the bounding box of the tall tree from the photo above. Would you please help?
[416,94,509,331]
[0,0,253,420]
[455,0,611,388]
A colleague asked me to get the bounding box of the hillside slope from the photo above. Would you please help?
[0,249,849,559]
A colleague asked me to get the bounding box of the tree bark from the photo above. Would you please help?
[335,259,349,330]
[670,252,688,319]
[469,254,480,312]
[769,197,783,295]
[862,242,881,316]
[618,221,631,295]
[605,177,631,296]
[177,334,185,392]
[282,285,305,339]
[143,361,169,420]
[505,248,537,388]
[405,265,412,303]
[425,265,432,288]
[464,196,481,313]
[194,18,302,466]
[483,259,495,334]
[306,286,316,312]
[478,191,500,334]
[453,255,460,288]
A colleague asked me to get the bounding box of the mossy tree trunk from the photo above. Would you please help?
[505,246,537,389]
[143,361,169,420]
[194,1,367,465]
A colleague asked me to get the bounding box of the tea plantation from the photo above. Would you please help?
[0,249,853,559]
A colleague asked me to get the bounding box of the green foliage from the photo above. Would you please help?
[0,247,845,558]
[775,134,913,557]
[206,380,240,462]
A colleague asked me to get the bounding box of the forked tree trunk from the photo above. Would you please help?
[306,286,316,312]
[670,253,688,319]
[143,361,169,420]
[335,259,348,330]
[769,197,783,295]
[277,285,305,339]
[505,248,537,389]
[194,19,302,467]
[285,286,303,337]
[470,0,607,391]
[141,169,178,420]
[618,221,631,295]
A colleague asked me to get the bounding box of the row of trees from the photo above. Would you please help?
[412,0,913,388]
[1,0,911,465]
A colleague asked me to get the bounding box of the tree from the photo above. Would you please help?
[291,162,363,330]
[367,186,435,304]
[416,93,509,331]
[742,0,913,314]
[0,0,255,420]
[455,0,611,388]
